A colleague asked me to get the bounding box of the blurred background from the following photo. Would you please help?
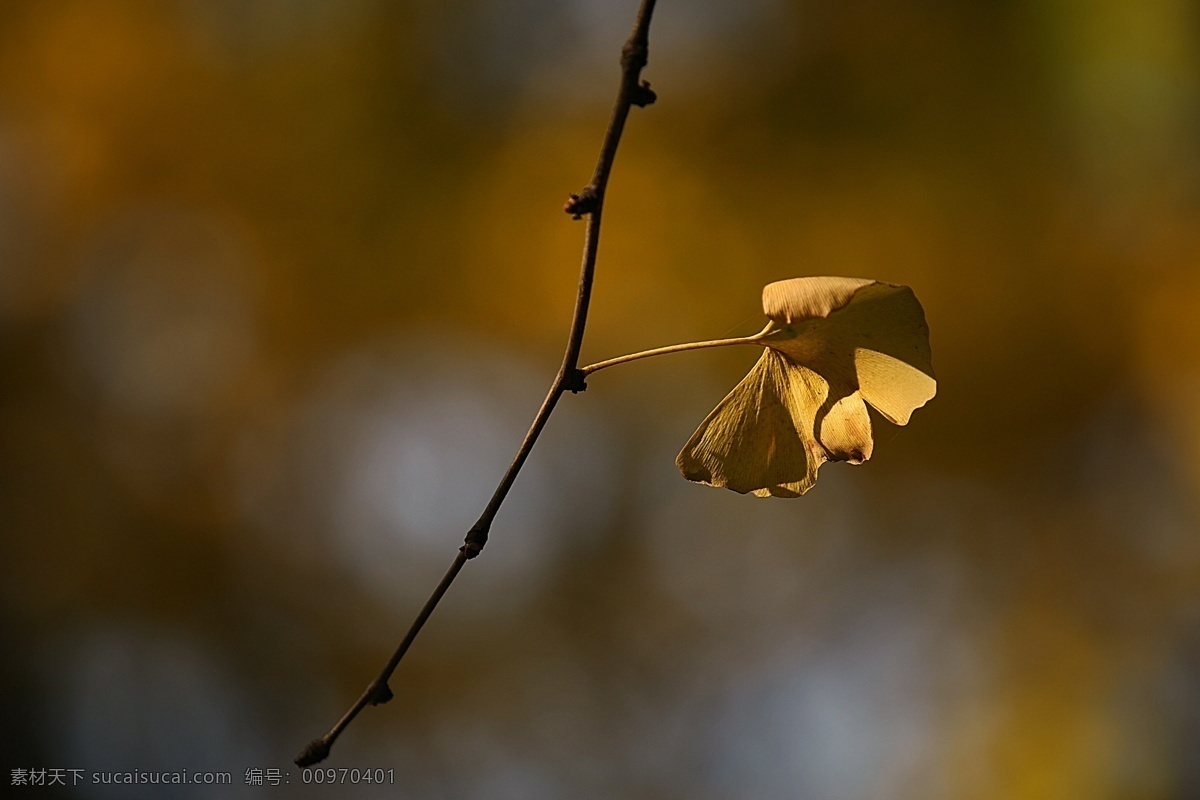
[3,0,1200,797]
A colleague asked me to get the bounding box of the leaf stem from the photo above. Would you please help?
[581,325,770,376]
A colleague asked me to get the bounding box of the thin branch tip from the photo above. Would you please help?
[295,738,332,767]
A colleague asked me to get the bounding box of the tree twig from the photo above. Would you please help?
[295,0,658,767]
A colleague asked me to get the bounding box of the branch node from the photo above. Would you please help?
[295,737,332,767]
[563,368,588,394]
[631,81,656,108]
[621,39,649,73]
[462,523,490,559]
[366,679,394,706]
[564,187,600,219]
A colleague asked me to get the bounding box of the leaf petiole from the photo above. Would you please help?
[580,323,772,376]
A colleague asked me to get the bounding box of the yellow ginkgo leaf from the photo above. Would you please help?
[677,277,935,497]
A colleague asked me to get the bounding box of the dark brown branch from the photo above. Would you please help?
[296,0,658,767]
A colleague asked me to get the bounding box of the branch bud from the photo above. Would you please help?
[367,680,394,706]
[631,81,656,108]
[564,187,600,219]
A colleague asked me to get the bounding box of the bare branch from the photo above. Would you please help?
[296,0,658,766]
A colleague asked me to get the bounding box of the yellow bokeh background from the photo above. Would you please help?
[3,1,1200,798]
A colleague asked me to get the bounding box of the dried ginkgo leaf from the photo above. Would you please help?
[677,349,827,498]
[677,277,935,497]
